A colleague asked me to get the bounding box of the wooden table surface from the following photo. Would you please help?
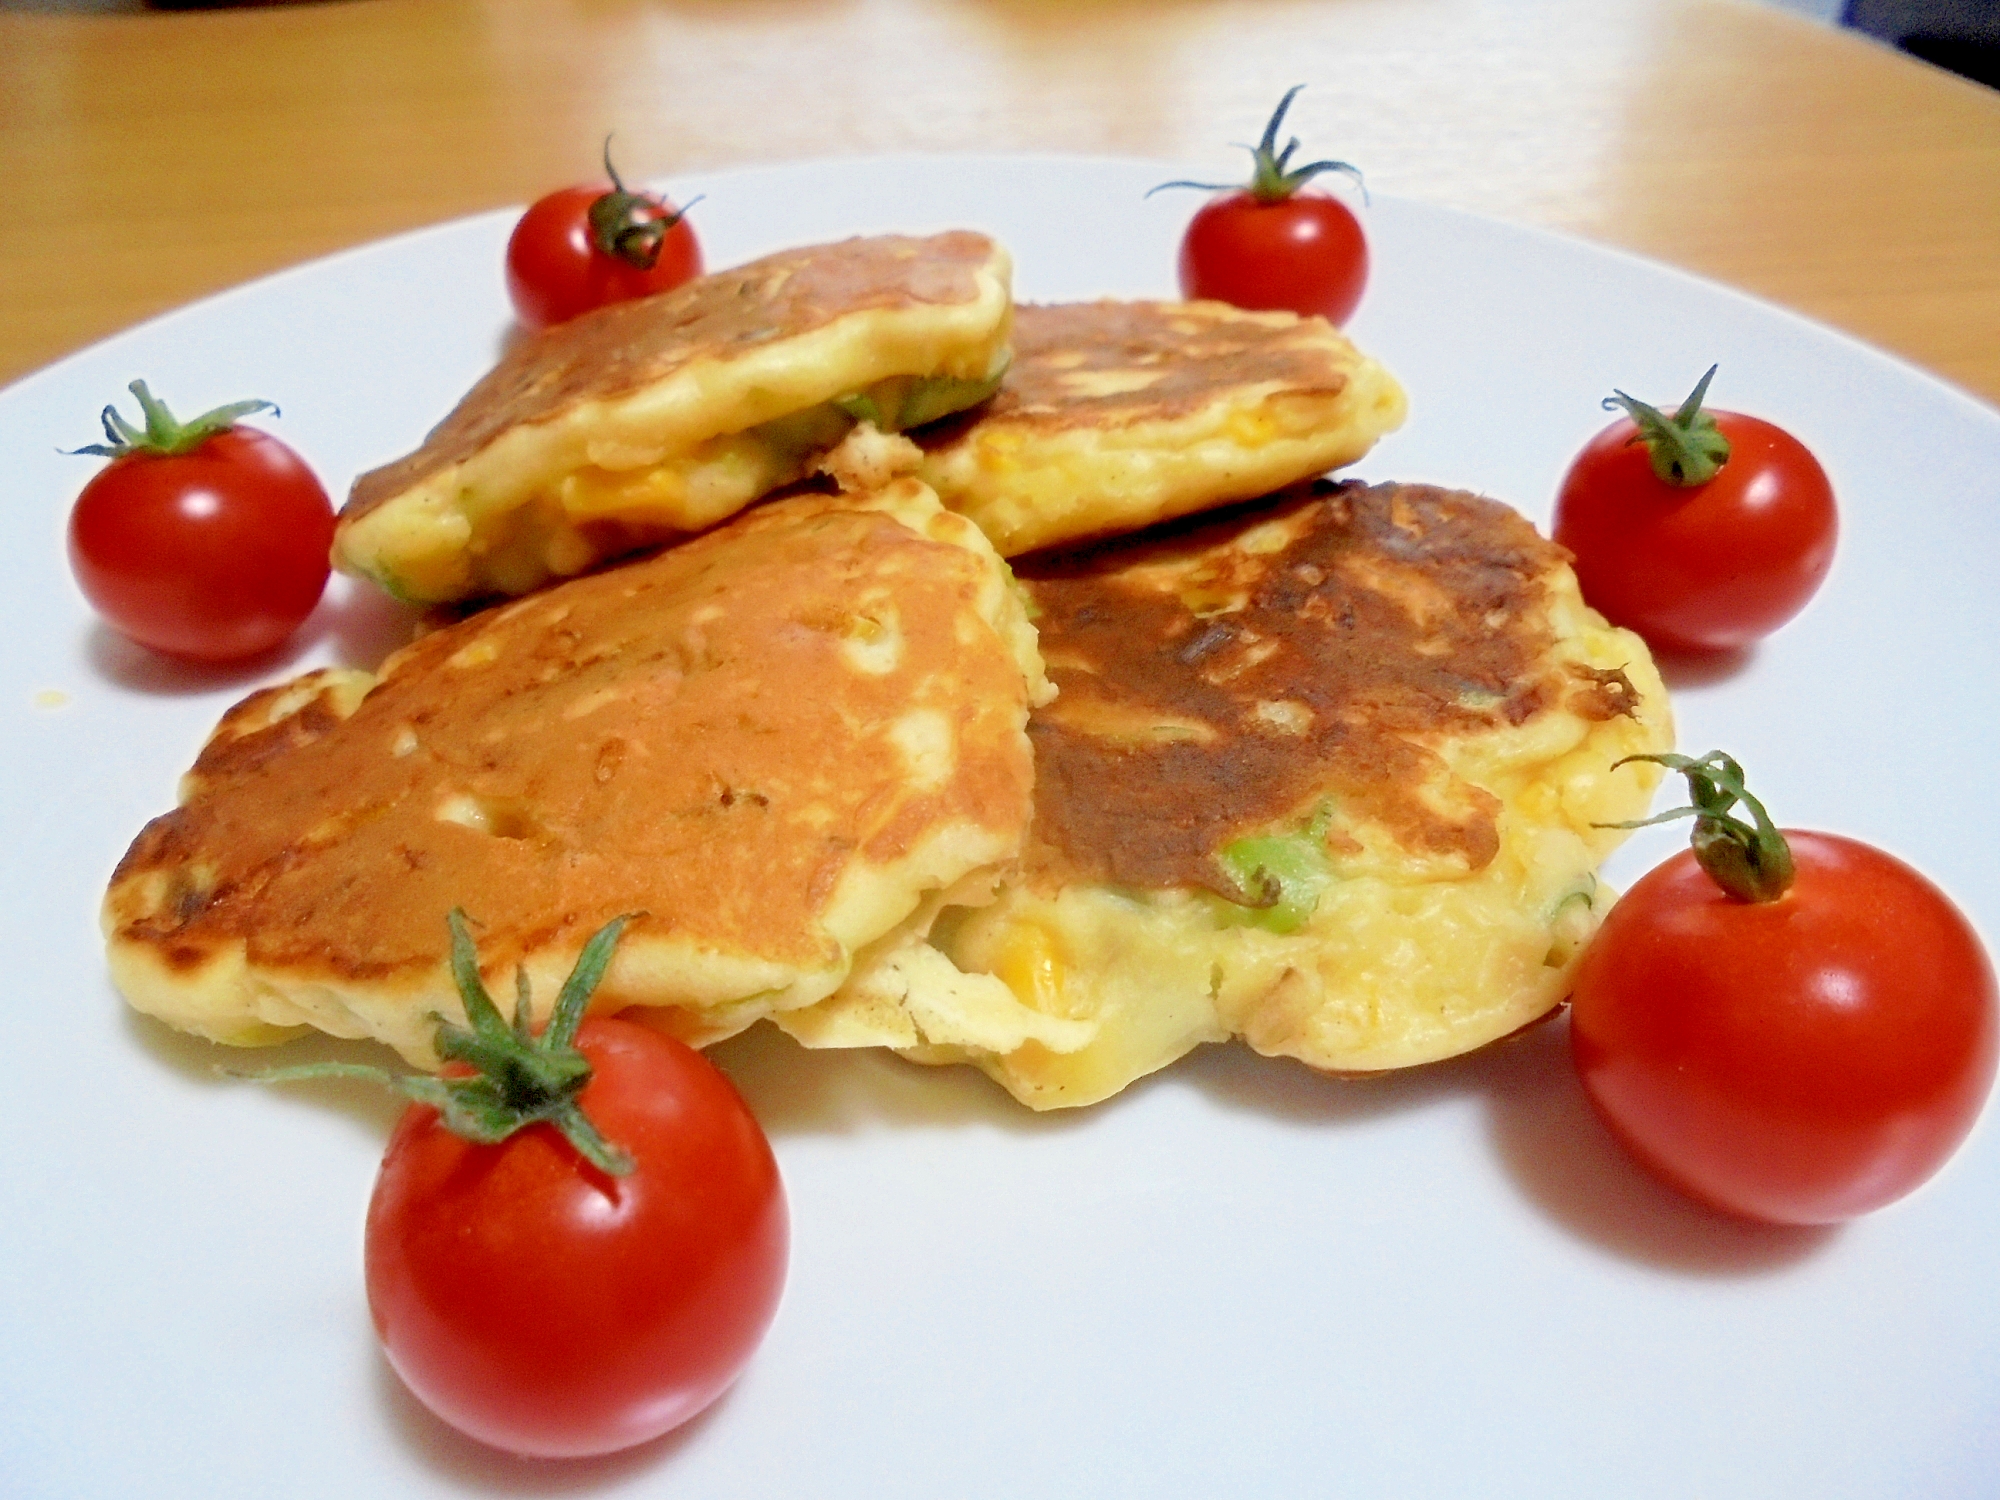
[3,0,1996,404]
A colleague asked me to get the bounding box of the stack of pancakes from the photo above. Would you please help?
[104,229,1670,1110]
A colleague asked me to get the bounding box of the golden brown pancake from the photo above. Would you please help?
[106,479,1048,1065]
[336,232,1014,603]
[785,481,1672,1108]
[915,299,1406,556]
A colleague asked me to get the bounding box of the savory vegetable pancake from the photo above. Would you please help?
[336,232,1014,604]
[104,479,1049,1066]
[783,480,1672,1109]
[914,299,1407,556]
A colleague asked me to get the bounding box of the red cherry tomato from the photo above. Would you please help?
[367,1015,787,1458]
[1179,189,1368,326]
[1552,371,1837,654]
[505,167,702,329]
[67,384,333,662]
[1571,757,1997,1226]
[1161,86,1370,326]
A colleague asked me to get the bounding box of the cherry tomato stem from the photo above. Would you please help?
[1605,750,1795,903]
[1605,364,1731,486]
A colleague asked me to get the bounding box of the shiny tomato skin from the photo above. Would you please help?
[66,426,334,661]
[1571,833,1998,1225]
[366,1018,787,1458]
[1552,411,1837,653]
[1178,189,1368,326]
[504,183,703,330]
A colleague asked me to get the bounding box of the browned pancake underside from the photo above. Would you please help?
[111,491,1032,986]
[345,231,1000,522]
[919,299,1351,439]
[1019,481,1635,897]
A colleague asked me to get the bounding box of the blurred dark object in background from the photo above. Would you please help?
[1845,0,2000,86]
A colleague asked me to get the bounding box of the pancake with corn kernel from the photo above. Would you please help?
[782,480,1672,1109]
[913,299,1406,557]
[105,479,1048,1066]
[335,232,1014,604]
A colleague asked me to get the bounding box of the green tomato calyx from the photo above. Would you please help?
[70,380,275,460]
[1605,751,1795,903]
[1605,364,1732,487]
[238,909,639,1175]
[589,137,701,272]
[1146,84,1366,206]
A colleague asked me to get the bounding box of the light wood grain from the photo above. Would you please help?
[3,0,1996,401]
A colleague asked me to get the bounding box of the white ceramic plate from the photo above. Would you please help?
[4,157,1997,1500]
